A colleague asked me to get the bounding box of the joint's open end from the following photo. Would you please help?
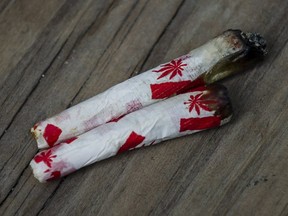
[239,31,267,56]
[224,29,268,56]
[202,84,233,120]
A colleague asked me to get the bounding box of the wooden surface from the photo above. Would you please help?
[0,0,287,215]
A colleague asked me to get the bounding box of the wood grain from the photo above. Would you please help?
[0,0,287,215]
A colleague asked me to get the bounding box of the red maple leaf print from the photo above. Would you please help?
[153,59,187,80]
[184,93,217,115]
[117,131,145,154]
[179,116,221,132]
[34,150,57,168]
[43,124,62,147]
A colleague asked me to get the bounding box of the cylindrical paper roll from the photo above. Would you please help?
[30,84,233,182]
[31,29,265,149]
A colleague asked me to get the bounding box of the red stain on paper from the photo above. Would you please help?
[83,115,99,131]
[33,123,39,131]
[126,99,143,113]
[179,54,191,61]
[179,116,221,132]
[43,124,62,147]
[47,171,61,181]
[42,161,77,181]
[34,150,57,168]
[108,114,125,123]
[64,137,78,144]
[117,131,145,154]
[54,112,71,123]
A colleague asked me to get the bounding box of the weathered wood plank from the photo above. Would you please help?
[0,0,288,215]
[1,0,184,214]
[0,0,65,87]
[0,0,102,139]
[0,0,116,206]
[38,0,288,215]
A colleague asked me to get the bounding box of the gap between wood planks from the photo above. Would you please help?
[0,0,13,14]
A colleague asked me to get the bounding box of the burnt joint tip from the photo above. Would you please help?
[240,31,268,56]
[225,29,268,56]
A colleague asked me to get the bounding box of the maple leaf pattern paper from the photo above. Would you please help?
[34,150,57,168]
[153,59,187,80]
[184,93,217,115]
